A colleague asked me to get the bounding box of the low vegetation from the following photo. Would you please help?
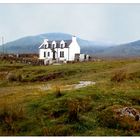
[0,58,140,136]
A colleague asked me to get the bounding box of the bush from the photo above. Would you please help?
[98,105,140,131]
[42,125,73,136]
[78,96,93,112]
[0,104,25,135]
[67,99,80,123]
[7,73,17,82]
[17,74,22,82]
[127,70,140,80]
[6,73,22,82]
[66,97,92,123]
[54,86,62,98]
[111,69,127,82]
[98,106,119,129]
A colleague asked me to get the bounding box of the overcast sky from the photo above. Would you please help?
[0,3,140,44]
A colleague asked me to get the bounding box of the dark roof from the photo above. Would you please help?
[65,40,72,47]
[40,39,72,49]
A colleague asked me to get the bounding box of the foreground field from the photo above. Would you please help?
[0,58,140,136]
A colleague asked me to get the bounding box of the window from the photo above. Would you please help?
[48,44,51,48]
[61,44,63,49]
[44,52,46,57]
[48,52,50,57]
[60,51,64,58]
[56,43,58,48]
[44,44,47,49]
[52,44,55,48]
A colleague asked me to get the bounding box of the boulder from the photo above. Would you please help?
[115,107,140,121]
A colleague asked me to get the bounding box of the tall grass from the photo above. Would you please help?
[0,102,25,136]
[0,58,140,136]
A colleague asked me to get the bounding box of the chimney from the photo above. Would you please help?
[72,36,77,42]
[44,39,48,43]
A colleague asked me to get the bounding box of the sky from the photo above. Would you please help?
[0,3,140,44]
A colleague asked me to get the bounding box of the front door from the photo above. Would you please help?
[53,51,56,60]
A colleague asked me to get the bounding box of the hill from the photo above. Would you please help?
[0,32,113,54]
[0,32,140,57]
[96,40,140,57]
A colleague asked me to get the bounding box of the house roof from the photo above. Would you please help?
[39,39,72,49]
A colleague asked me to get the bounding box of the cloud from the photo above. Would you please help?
[0,3,140,44]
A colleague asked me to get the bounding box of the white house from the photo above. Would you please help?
[39,36,80,63]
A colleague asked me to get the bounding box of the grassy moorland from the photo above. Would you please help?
[0,58,140,136]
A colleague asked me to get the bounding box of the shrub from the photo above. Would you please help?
[67,99,80,123]
[42,125,73,136]
[0,104,25,135]
[98,106,119,129]
[116,115,140,132]
[111,69,127,82]
[54,86,62,98]
[127,70,140,80]
[66,97,92,123]
[131,97,140,105]
[6,73,17,82]
[16,74,22,82]
[50,109,65,118]
[78,96,93,112]
[6,73,22,82]
[98,105,140,131]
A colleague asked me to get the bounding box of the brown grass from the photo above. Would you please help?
[0,103,26,136]
[111,69,127,82]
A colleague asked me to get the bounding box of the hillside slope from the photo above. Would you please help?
[0,32,112,54]
[95,40,140,57]
[0,33,140,57]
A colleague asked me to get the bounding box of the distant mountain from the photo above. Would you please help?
[0,32,140,57]
[95,40,140,57]
[0,32,113,54]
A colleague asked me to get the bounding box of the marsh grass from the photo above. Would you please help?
[0,102,26,136]
[53,86,62,98]
[111,69,128,82]
[0,58,140,136]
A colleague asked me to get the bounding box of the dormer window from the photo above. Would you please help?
[56,43,59,48]
[61,44,63,49]
[44,44,47,49]
[52,44,55,49]
[48,44,51,48]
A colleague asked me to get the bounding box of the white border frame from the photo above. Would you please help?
[0,0,140,3]
[0,0,140,139]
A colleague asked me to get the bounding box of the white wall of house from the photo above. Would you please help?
[39,49,45,59]
[39,36,80,61]
[39,49,52,59]
[68,36,80,61]
[57,48,69,61]
[79,54,86,61]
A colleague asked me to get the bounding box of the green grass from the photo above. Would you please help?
[0,58,140,136]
